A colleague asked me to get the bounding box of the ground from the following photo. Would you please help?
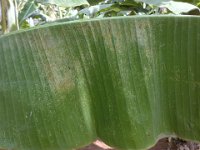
[79,138,200,150]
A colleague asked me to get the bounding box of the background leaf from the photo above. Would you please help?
[86,0,103,5]
[35,0,89,7]
[160,1,200,14]
[135,0,199,5]
[135,0,170,5]
[18,0,38,26]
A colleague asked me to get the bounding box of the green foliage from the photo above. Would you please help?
[1,0,199,33]
[35,0,89,7]
[18,0,37,26]
[95,1,144,17]
[17,0,200,29]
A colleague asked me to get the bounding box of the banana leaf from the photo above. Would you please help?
[35,0,89,7]
[0,16,200,150]
[18,0,37,26]
[136,0,199,5]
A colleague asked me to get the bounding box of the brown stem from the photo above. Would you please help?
[0,0,8,33]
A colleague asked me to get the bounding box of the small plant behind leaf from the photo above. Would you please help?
[18,0,37,27]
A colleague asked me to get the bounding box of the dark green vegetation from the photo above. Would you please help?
[17,0,200,28]
[0,16,200,150]
[1,0,200,33]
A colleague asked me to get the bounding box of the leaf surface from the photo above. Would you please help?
[0,16,200,150]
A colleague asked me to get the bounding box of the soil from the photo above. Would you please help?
[79,138,200,150]
[0,137,199,150]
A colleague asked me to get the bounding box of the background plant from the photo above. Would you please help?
[0,0,200,35]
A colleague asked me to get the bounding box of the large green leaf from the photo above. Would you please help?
[0,16,200,150]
